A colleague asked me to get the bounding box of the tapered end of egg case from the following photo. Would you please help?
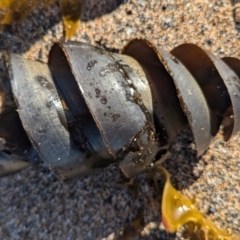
[122,39,240,158]
[171,44,240,141]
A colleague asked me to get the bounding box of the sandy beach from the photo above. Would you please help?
[0,0,240,239]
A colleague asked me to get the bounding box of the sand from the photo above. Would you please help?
[0,0,240,239]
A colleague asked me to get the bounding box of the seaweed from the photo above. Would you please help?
[155,166,238,240]
[0,0,84,39]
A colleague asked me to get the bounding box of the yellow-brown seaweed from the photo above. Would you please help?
[155,166,238,240]
[0,0,83,39]
[60,0,84,40]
